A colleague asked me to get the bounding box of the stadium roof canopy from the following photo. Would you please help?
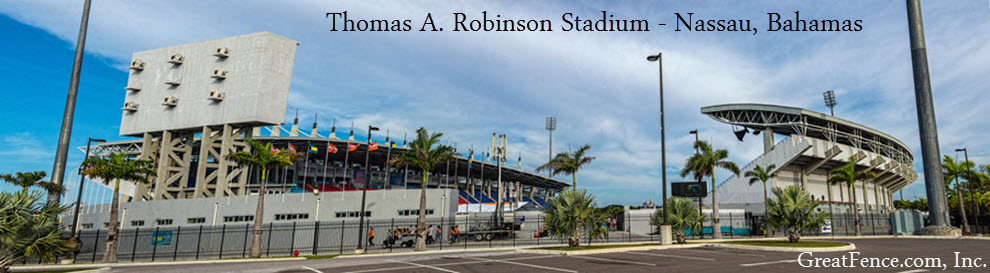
[701,103,913,164]
[86,136,572,190]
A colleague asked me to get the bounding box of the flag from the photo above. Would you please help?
[288,143,297,153]
[270,145,277,154]
[327,143,338,154]
[348,143,358,152]
[369,141,378,151]
[390,142,396,148]
[308,144,318,154]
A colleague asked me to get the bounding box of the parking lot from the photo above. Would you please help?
[89,238,990,273]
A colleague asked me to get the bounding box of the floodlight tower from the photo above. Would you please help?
[546,117,556,177]
[823,90,837,116]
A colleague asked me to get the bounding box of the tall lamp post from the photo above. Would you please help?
[49,0,92,206]
[905,0,954,235]
[69,137,104,262]
[956,148,975,231]
[823,90,836,116]
[648,52,671,244]
[356,125,379,253]
[688,130,703,239]
[546,117,556,178]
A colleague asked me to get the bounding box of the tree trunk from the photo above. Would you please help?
[852,183,861,236]
[955,178,970,235]
[415,172,428,251]
[762,180,769,238]
[571,173,577,189]
[101,178,121,263]
[788,231,800,243]
[249,169,267,258]
[711,170,722,240]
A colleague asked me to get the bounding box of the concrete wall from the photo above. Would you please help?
[67,189,458,231]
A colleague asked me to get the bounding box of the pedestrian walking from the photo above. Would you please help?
[368,227,375,246]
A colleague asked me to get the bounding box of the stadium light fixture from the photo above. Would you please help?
[823,90,836,116]
[647,52,669,227]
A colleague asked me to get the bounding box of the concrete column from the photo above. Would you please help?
[762,128,774,153]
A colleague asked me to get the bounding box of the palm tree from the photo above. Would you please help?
[680,140,739,240]
[0,171,64,196]
[827,156,876,237]
[225,139,295,258]
[0,191,77,272]
[652,197,705,244]
[744,164,777,237]
[80,153,154,263]
[389,127,455,251]
[541,188,603,247]
[944,155,975,234]
[762,186,830,243]
[535,144,596,189]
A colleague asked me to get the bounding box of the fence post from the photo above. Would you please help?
[173,226,181,261]
[92,229,100,263]
[313,221,320,255]
[440,216,444,250]
[151,227,160,261]
[219,224,227,259]
[729,213,734,239]
[394,217,399,253]
[242,223,250,258]
[195,225,203,260]
[338,220,344,255]
[130,228,138,262]
[266,223,273,257]
[289,221,297,256]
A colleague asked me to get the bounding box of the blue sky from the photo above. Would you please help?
[1,1,988,206]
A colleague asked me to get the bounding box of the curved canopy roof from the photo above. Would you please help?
[701,103,913,164]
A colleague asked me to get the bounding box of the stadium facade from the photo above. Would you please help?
[700,103,917,215]
[64,32,568,232]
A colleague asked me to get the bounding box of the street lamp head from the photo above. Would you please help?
[90,138,107,143]
[369,126,380,131]
[688,130,698,135]
[955,148,966,152]
[647,53,661,62]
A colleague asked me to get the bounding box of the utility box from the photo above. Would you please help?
[890,210,925,235]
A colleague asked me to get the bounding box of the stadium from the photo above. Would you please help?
[700,103,916,216]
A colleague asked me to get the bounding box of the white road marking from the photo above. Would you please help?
[339,256,556,273]
[627,251,717,261]
[570,255,657,266]
[680,248,767,257]
[390,260,461,273]
[301,266,324,273]
[897,270,929,273]
[740,259,798,267]
[468,257,577,273]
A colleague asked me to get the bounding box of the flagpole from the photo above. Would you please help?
[344,126,353,188]
[384,130,391,190]
[303,142,311,188]
[454,142,459,192]
[323,141,330,189]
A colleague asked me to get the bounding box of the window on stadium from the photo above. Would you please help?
[187,217,206,224]
[156,219,173,226]
[275,213,309,220]
[223,215,254,222]
[82,223,93,229]
[131,220,145,227]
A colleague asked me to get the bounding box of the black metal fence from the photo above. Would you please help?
[41,211,894,265]
[952,215,990,235]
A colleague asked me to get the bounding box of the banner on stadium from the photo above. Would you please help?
[151,230,172,246]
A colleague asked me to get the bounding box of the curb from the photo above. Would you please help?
[705,242,856,252]
[334,246,524,259]
[10,257,306,272]
[515,243,704,256]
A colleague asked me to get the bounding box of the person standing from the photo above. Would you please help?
[368,227,375,246]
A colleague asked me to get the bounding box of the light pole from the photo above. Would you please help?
[49,0,92,206]
[689,130,703,239]
[956,148,976,229]
[546,117,555,177]
[647,53,668,226]
[69,137,104,262]
[906,0,954,234]
[356,125,379,253]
